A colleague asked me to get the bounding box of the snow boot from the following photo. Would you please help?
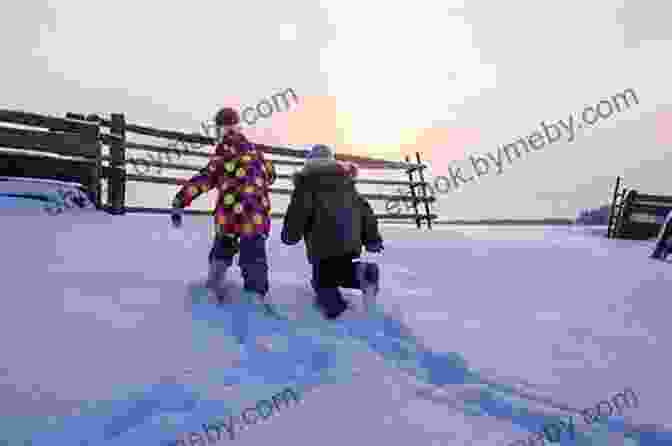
[206,259,231,297]
[356,262,380,312]
[313,288,349,320]
[239,289,285,319]
[238,289,264,305]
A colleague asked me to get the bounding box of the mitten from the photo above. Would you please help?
[365,240,384,253]
[171,208,183,228]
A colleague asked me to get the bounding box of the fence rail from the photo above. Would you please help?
[123,206,423,220]
[0,125,97,158]
[630,194,672,205]
[124,172,427,202]
[111,151,433,187]
[0,109,438,227]
[0,109,97,133]
[72,112,425,170]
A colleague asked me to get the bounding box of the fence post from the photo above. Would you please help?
[405,155,421,229]
[415,152,433,230]
[93,143,103,209]
[109,113,126,214]
[64,112,104,208]
[607,176,621,238]
[84,124,103,209]
[613,188,635,239]
[616,187,628,237]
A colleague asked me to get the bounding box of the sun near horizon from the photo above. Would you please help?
[234,94,480,170]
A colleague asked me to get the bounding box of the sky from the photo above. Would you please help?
[1,0,671,219]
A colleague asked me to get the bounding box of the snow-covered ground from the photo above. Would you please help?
[1,192,671,445]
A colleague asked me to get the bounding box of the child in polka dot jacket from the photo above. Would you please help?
[170,107,277,303]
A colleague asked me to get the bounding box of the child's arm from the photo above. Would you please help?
[359,195,384,248]
[171,158,222,209]
[258,150,277,185]
[281,176,313,245]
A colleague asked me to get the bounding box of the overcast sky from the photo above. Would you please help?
[1,0,670,219]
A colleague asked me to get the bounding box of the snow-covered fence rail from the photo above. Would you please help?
[0,109,437,227]
[0,109,106,207]
[609,177,672,240]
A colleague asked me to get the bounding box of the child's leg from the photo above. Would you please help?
[311,260,321,293]
[238,234,269,297]
[353,261,380,306]
[313,257,349,319]
[337,257,361,289]
[341,259,380,297]
[207,234,237,288]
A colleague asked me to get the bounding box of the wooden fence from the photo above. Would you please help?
[607,176,672,240]
[0,109,105,207]
[0,109,437,228]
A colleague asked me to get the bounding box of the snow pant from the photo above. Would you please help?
[312,254,362,318]
[208,233,269,296]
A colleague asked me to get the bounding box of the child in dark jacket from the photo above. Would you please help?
[281,144,384,319]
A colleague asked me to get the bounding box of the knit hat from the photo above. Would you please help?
[214,107,240,126]
[306,144,335,162]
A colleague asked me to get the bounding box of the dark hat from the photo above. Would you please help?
[214,107,240,126]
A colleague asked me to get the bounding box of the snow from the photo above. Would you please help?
[1,193,671,445]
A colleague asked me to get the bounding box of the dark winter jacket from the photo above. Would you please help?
[281,161,382,262]
[359,193,383,247]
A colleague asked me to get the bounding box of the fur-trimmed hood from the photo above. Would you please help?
[292,160,359,186]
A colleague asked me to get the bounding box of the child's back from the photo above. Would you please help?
[281,145,383,318]
[284,160,363,262]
